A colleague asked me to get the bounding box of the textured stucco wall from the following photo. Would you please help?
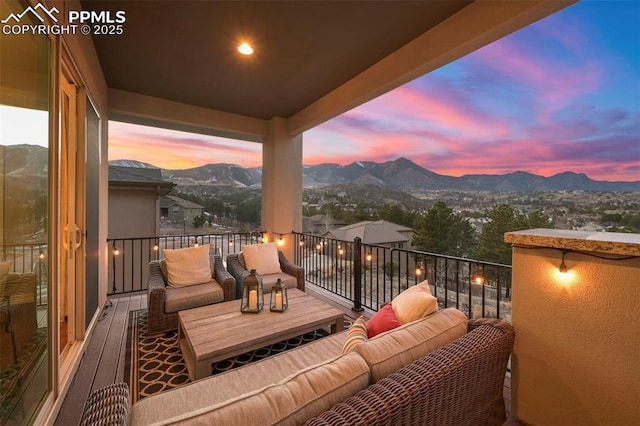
[108,189,157,239]
[511,247,640,425]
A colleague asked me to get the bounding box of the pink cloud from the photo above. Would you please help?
[109,121,261,169]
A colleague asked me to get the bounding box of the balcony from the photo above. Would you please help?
[53,228,638,425]
[47,231,515,424]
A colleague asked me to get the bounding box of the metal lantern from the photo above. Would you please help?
[241,269,263,313]
[269,278,288,312]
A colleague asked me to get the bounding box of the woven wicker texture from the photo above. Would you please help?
[305,319,514,426]
[147,255,235,336]
[80,382,130,426]
[226,250,305,298]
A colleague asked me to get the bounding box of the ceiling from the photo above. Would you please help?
[84,1,472,120]
[80,1,574,140]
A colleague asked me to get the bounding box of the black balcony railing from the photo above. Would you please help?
[107,231,511,320]
[4,232,511,320]
[293,232,512,320]
[107,232,263,295]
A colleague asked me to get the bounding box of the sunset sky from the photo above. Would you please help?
[109,1,640,182]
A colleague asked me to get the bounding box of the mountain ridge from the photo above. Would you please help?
[109,157,639,192]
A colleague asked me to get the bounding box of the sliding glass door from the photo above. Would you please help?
[0,0,51,422]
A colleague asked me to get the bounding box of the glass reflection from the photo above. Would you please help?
[0,0,50,423]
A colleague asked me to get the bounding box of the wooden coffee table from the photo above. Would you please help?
[178,288,344,381]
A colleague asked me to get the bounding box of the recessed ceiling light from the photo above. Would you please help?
[238,42,253,55]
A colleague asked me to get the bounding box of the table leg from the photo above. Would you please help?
[332,316,344,333]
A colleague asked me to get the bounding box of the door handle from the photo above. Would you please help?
[74,225,83,251]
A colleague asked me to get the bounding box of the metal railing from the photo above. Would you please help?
[107,232,263,295]
[4,233,511,320]
[293,232,512,320]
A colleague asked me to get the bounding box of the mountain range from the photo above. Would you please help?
[3,146,637,192]
[110,157,639,192]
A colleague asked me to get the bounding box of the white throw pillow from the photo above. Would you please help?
[391,279,438,324]
[242,243,282,275]
[163,244,212,288]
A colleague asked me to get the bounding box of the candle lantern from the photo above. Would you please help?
[241,269,263,313]
[269,278,288,312]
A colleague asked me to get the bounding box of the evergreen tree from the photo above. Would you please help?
[377,204,416,228]
[527,210,554,228]
[412,201,475,256]
[475,204,525,265]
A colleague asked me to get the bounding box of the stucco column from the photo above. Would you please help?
[262,117,302,260]
[505,229,640,426]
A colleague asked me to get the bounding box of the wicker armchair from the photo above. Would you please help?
[226,250,304,298]
[147,255,235,336]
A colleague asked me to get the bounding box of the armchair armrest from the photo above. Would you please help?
[147,260,173,335]
[278,251,305,291]
[226,253,251,299]
[211,255,236,301]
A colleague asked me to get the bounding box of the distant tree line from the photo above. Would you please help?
[172,189,261,230]
[175,184,639,264]
[383,201,552,265]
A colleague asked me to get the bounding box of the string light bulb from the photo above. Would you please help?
[237,42,253,55]
[277,234,284,246]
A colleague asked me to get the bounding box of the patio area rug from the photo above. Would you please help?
[126,310,342,402]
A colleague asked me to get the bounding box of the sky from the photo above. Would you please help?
[107,1,637,182]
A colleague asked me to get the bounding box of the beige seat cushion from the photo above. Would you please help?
[130,334,368,426]
[354,307,468,383]
[164,280,224,313]
[261,272,298,293]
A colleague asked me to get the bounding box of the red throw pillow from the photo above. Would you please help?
[367,303,402,338]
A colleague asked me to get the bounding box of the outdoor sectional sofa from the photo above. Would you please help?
[112,307,514,425]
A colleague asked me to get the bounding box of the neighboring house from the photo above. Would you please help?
[323,220,415,249]
[160,195,205,225]
[108,166,175,239]
[302,214,347,235]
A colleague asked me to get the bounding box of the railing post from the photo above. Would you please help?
[352,237,363,312]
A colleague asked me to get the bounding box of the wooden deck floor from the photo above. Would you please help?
[55,286,519,425]
[54,294,147,425]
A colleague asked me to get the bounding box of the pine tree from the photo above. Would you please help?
[412,201,475,256]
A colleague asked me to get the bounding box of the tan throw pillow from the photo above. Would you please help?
[242,243,282,275]
[342,316,367,354]
[163,244,212,288]
[391,279,438,324]
[0,260,12,277]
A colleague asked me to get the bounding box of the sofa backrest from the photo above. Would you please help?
[354,307,468,383]
[306,319,515,426]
